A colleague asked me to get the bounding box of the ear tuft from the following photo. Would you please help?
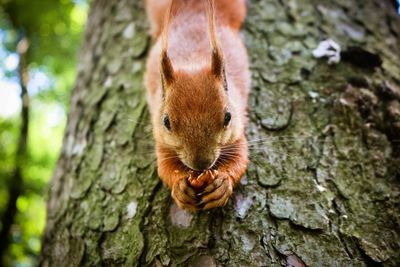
[160,51,174,85]
[211,48,223,78]
[160,0,175,87]
[206,0,224,79]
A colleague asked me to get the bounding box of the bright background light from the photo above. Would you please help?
[0,80,21,118]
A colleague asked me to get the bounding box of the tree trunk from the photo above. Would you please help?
[40,0,400,266]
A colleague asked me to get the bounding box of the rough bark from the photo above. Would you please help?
[41,0,400,266]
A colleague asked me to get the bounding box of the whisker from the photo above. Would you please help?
[112,109,152,127]
[218,139,316,150]
[220,137,369,150]
[139,151,158,155]
[246,135,314,143]
[218,134,399,150]
[158,156,180,163]
[214,157,225,168]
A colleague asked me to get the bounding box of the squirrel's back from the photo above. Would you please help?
[146,0,246,38]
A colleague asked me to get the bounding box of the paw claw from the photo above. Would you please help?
[196,191,207,198]
[197,201,205,209]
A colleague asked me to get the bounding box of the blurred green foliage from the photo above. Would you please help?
[0,0,87,266]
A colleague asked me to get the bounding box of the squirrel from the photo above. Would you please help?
[144,0,250,212]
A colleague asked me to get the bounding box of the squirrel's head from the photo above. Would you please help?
[156,50,243,171]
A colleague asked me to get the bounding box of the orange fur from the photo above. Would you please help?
[144,0,250,211]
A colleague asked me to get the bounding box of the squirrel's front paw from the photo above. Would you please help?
[171,178,198,212]
[196,173,233,210]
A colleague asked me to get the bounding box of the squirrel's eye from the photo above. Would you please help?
[163,114,171,130]
[224,112,231,127]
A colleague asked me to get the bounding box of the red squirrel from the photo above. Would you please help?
[145,0,250,211]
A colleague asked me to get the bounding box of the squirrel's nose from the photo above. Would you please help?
[191,157,215,171]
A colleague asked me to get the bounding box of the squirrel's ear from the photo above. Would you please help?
[160,0,175,87]
[160,51,174,86]
[211,48,223,78]
[206,0,224,79]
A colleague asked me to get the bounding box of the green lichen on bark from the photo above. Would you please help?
[41,0,400,266]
